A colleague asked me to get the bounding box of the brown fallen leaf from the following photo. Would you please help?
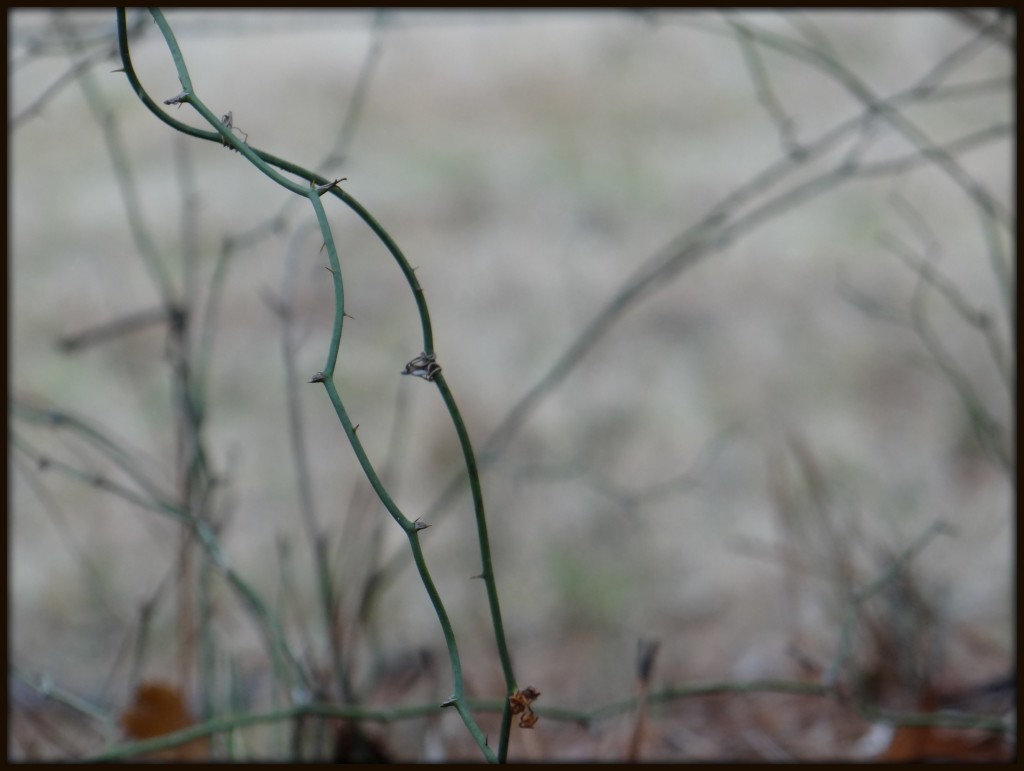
[119,680,209,760]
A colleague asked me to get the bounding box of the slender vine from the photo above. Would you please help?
[116,7,517,762]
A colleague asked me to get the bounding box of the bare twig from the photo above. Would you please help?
[824,519,956,690]
[371,12,1011,594]
[731,19,804,158]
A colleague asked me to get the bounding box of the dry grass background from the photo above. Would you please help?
[9,9,1013,761]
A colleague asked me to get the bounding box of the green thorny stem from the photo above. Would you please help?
[118,8,517,761]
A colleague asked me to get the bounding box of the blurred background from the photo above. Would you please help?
[9,9,1013,761]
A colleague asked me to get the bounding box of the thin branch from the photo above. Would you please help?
[732,19,804,158]
[11,426,313,701]
[12,401,175,505]
[880,196,1012,392]
[268,220,352,704]
[55,306,171,353]
[320,10,388,169]
[824,519,956,689]
[53,10,175,300]
[370,15,1012,593]
[119,10,516,758]
[948,9,1014,49]
[906,262,1011,472]
[10,453,125,622]
[77,674,1012,761]
[724,15,1013,320]
[10,669,117,743]
[10,42,115,130]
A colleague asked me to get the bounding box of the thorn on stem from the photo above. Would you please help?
[314,177,347,195]
[163,91,188,106]
[308,372,327,384]
[413,518,430,531]
[440,696,457,708]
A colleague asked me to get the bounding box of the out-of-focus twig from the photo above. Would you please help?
[369,11,1011,596]
[824,519,956,690]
